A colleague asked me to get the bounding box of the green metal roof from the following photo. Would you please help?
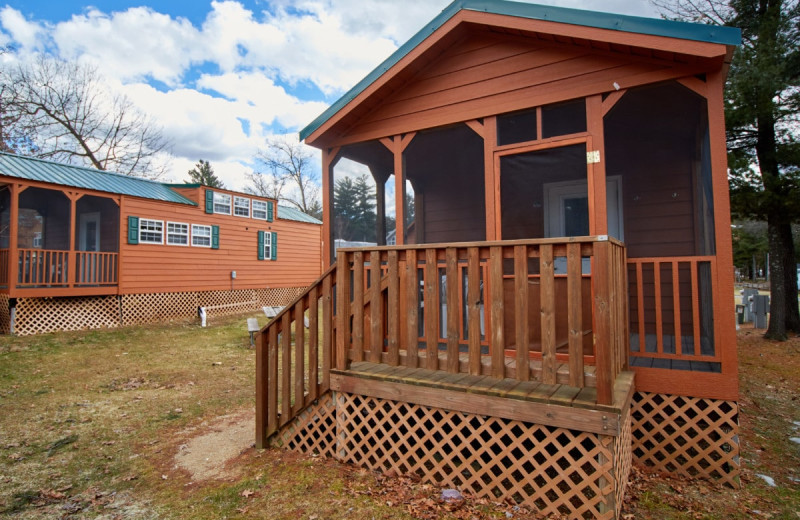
[278,205,322,225]
[299,0,741,142]
[0,152,196,205]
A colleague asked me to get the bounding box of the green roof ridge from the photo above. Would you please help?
[299,0,741,142]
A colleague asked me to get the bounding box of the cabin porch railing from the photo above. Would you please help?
[255,236,628,446]
[2,249,119,290]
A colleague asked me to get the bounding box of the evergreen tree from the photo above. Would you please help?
[333,174,377,242]
[187,159,225,188]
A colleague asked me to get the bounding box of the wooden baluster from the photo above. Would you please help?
[540,244,556,385]
[691,260,701,357]
[514,245,529,381]
[654,260,663,355]
[293,299,305,414]
[672,260,682,357]
[280,311,292,425]
[352,251,364,361]
[369,250,382,363]
[425,248,439,370]
[255,323,268,448]
[446,247,459,373]
[489,246,505,379]
[567,242,584,387]
[387,251,400,366]
[267,323,278,435]
[467,247,482,375]
[405,249,419,368]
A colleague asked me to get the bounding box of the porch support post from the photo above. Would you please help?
[706,66,738,390]
[593,238,613,405]
[67,192,80,288]
[465,118,498,240]
[8,184,20,293]
[322,147,340,266]
[586,95,608,236]
[383,133,416,246]
[372,168,387,246]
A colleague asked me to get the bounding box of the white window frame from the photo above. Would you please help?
[234,196,250,217]
[263,231,272,260]
[166,221,189,246]
[192,224,212,248]
[139,218,164,244]
[213,192,232,215]
[252,200,268,220]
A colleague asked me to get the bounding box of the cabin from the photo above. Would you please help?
[0,152,322,335]
[254,1,741,518]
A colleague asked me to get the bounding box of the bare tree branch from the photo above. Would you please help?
[0,54,171,179]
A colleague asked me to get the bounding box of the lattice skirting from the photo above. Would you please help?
[12,296,120,336]
[2,287,307,335]
[631,391,740,487]
[273,391,631,519]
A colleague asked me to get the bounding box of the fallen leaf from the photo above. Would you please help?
[241,489,254,498]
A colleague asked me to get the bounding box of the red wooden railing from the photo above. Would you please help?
[256,236,629,445]
[18,249,70,286]
[75,252,118,286]
[627,256,719,364]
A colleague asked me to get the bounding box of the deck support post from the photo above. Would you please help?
[593,239,613,405]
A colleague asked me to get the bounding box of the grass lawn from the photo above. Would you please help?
[0,314,798,519]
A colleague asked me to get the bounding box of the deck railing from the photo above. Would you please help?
[75,251,118,286]
[256,236,628,446]
[7,249,119,289]
[18,249,70,286]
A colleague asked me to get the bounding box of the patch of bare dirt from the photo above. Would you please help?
[173,409,254,481]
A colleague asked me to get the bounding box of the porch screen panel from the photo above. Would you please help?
[606,82,719,373]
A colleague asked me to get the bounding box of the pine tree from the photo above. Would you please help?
[187,159,225,189]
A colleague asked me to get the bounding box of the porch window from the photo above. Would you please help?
[497,108,538,146]
[139,219,164,244]
[234,196,250,217]
[192,224,212,247]
[213,192,231,214]
[541,99,586,138]
[166,222,189,246]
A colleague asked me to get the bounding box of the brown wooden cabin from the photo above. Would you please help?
[255,1,741,517]
[0,152,322,335]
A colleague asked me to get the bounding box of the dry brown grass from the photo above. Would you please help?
[1,316,798,519]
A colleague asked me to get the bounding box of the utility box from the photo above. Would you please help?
[740,288,759,322]
[752,294,769,329]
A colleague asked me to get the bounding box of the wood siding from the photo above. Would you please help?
[120,196,321,294]
[328,30,715,147]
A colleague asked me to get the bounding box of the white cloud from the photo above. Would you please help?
[0,7,48,50]
[51,7,203,86]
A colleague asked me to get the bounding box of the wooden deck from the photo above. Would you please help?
[331,361,635,436]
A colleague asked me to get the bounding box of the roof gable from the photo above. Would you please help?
[0,153,196,205]
[300,0,740,146]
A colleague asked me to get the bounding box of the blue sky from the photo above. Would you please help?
[0,0,660,189]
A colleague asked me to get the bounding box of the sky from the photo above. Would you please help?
[0,0,661,191]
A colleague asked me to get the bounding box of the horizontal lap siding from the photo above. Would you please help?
[341,33,679,144]
[120,197,321,294]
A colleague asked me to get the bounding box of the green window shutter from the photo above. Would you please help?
[211,225,220,250]
[127,216,139,244]
[205,189,214,214]
[271,232,277,261]
[267,201,274,222]
[257,231,265,260]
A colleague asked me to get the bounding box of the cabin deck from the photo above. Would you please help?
[332,361,635,434]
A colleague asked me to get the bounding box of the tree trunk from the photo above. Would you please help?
[779,220,800,333]
[765,213,787,339]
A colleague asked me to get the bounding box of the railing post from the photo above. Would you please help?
[593,238,613,405]
[489,246,505,378]
[336,251,350,370]
[255,327,268,448]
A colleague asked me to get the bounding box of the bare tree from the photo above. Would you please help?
[0,54,171,179]
[247,135,321,218]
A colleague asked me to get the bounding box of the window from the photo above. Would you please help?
[139,219,164,244]
[252,200,268,220]
[213,192,231,214]
[166,222,189,245]
[192,224,212,247]
[263,231,272,260]
[234,196,250,217]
